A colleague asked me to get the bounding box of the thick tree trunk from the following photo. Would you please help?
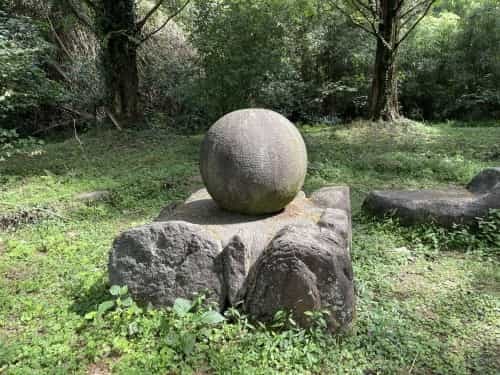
[101,34,140,124]
[98,0,141,126]
[368,0,401,121]
[369,41,399,121]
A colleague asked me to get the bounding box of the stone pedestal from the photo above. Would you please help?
[109,186,355,333]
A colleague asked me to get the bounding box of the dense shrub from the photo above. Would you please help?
[0,10,65,132]
[189,0,287,122]
[400,0,500,121]
[188,1,374,124]
[2,0,499,134]
[139,21,200,129]
[0,128,43,161]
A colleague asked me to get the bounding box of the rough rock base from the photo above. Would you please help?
[109,186,355,333]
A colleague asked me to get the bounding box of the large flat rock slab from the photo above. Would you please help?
[363,168,500,227]
[109,186,354,333]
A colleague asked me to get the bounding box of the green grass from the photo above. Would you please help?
[0,120,499,374]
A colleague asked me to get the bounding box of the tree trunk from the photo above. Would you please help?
[369,41,399,121]
[368,0,401,121]
[101,33,140,125]
[97,0,141,126]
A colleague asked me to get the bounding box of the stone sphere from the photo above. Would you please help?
[200,109,308,215]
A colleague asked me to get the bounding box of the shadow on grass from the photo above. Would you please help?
[69,278,110,317]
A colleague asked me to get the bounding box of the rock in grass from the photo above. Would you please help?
[362,167,500,227]
[0,208,48,230]
[466,167,500,194]
[200,109,308,215]
[109,186,354,333]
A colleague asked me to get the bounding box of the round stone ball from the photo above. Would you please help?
[200,108,308,215]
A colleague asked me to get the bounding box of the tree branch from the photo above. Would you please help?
[104,107,123,131]
[369,0,379,16]
[400,0,428,20]
[66,0,94,31]
[32,121,74,135]
[136,0,166,31]
[334,1,395,51]
[351,0,377,18]
[347,0,376,23]
[140,0,191,43]
[60,105,96,121]
[396,0,436,47]
[331,1,377,37]
[395,0,406,13]
[46,15,73,61]
[46,60,72,83]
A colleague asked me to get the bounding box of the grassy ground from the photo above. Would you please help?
[0,120,499,374]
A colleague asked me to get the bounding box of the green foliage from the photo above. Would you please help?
[139,20,200,129]
[0,10,65,130]
[404,209,500,255]
[477,210,500,248]
[4,0,499,134]
[0,128,43,161]
[185,0,500,123]
[190,0,287,121]
[188,0,373,123]
[401,0,500,120]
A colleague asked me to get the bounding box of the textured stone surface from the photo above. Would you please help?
[311,186,352,249]
[466,167,500,194]
[243,223,355,333]
[311,186,351,216]
[200,109,308,215]
[109,186,354,332]
[156,189,323,262]
[363,168,500,227]
[221,236,249,306]
[109,221,223,307]
[156,188,325,304]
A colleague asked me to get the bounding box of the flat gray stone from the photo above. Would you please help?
[363,168,500,227]
[156,189,324,267]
